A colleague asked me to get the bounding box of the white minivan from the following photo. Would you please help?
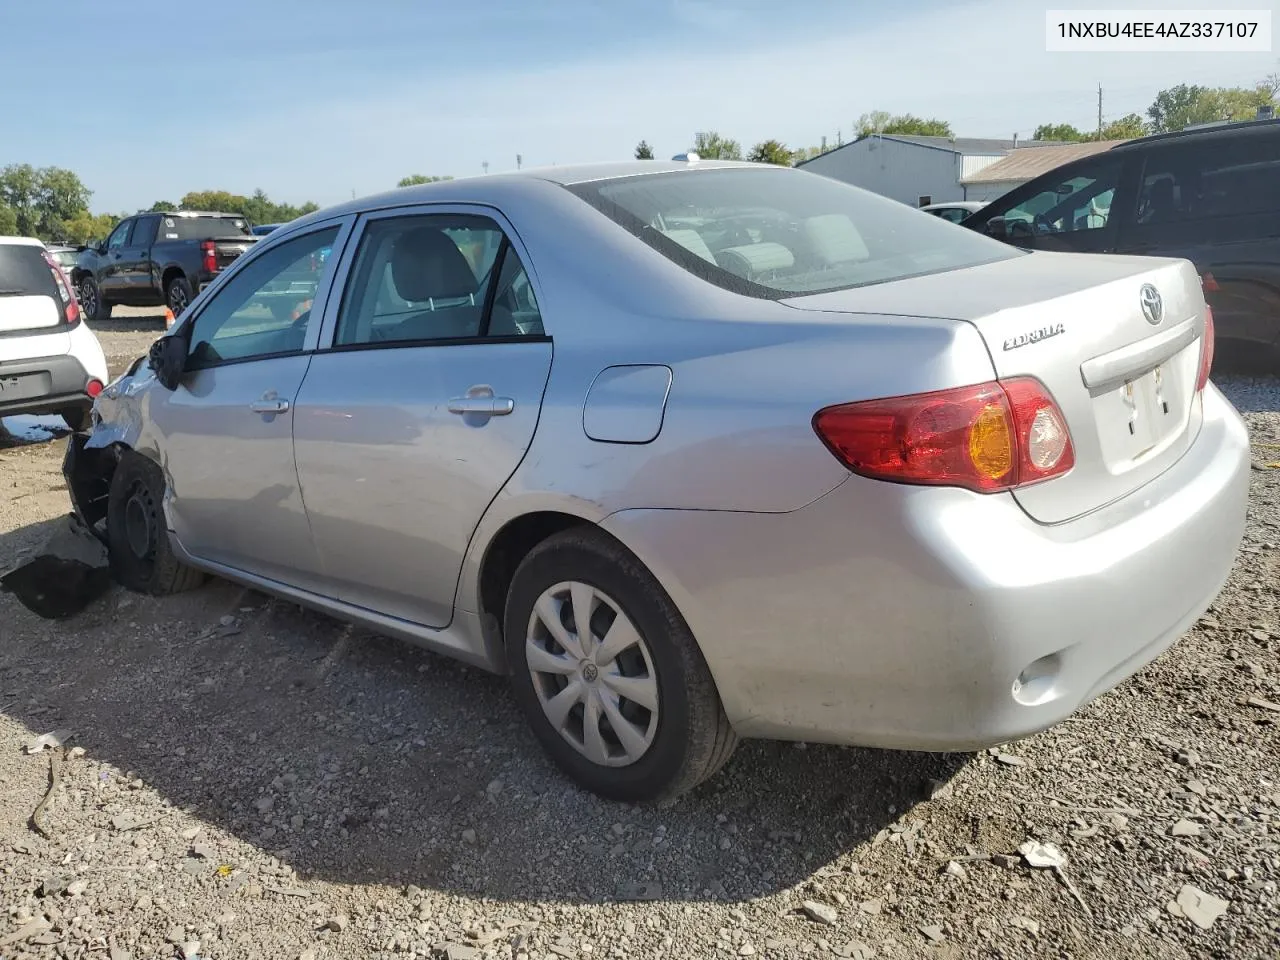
[0,236,108,430]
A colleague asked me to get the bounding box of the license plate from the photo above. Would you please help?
[0,373,50,401]
[1121,364,1173,455]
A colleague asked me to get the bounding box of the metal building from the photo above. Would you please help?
[795,134,1065,206]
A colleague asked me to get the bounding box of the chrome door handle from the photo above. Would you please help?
[448,396,515,416]
[249,398,290,414]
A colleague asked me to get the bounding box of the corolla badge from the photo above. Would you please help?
[1003,322,1065,351]
[1140,283,1163,325]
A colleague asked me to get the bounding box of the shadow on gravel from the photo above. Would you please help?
[1214,373,1280,415]
[0,516,969,906]
[91,315,167,337]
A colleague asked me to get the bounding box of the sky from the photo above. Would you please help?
[2,0,1276,213]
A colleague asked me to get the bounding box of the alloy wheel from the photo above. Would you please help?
[526,581,659,767]
[168,284,189,314]
[80,281,97,318]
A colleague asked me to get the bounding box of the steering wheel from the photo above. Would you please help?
[1032,213,1057,235]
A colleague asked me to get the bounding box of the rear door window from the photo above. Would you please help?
[131,215,160,246]
[1132,135,1280,225]
[334,213,541,346]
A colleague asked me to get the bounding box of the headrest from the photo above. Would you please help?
[664,228,716,263]
[390,228,477,302]
[803,214,869,265]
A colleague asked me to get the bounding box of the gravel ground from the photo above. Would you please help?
[1,314,1277,960]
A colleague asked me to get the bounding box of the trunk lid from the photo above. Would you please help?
[783,250,1209,524]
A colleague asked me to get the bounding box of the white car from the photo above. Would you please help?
[920,201,989,223]
[0,236,109,431]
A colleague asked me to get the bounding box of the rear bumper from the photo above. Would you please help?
[601,383,1251,751]
[0,353,94,418]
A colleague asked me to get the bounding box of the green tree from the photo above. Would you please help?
[1033,123,1089,142]
[397,174,453,187]
[1099,113,1147,140]
[177,189,319,225]
[1147,83,1275,133]
[0,164,94,239]
[0,204,17,235]
[791,145,828,162]
[856,112,952,137]
[747,139,793,165]
[0,164,41,235]
[147,200,177,212]
[60,212,119,244]
[34,168,92,238]
[634,140,654,160]
[692,131,742,160]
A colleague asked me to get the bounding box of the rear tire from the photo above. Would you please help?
[504,528,738,802]
[106,451,205,595]
[79,277,111,323]
[165,275,194,317]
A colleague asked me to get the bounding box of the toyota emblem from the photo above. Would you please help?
[1140,284,1163,325]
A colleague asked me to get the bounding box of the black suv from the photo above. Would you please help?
[962,119,1280,367]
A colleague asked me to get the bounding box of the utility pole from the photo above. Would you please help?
[1097,83,1103,139]
[516,154,522,170]
[481,161,489,175]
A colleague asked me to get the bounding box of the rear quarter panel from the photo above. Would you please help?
[453,182,999,611]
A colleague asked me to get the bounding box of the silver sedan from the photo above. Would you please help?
[65,160,1250,801]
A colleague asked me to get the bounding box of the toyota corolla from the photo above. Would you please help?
[63,160,1249,801]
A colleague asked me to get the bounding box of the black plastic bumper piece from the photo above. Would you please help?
[62,433,115,538]
[0,353,91,417]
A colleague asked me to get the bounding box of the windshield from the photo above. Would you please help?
[158,215,251,241]
[566,167,1020,298]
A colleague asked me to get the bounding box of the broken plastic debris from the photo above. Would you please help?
[0,513,110,619]
[24,730,73,754]
[1018,840,1066,869]
[1176,884,1230,930]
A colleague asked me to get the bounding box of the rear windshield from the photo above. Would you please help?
[158,216,251,241]
[0,244,57,299]
[566,167,1020,299]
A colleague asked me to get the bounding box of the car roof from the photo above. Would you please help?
[147,210,245,218]
[283,160,785,233]
[1113,117,1280,151]
[0,236,45,248]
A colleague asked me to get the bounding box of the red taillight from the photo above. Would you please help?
[201,240,218,274]
[812,377,1075,494]
[86,378,103,398]
[41,251,80,327]
[1196,305,1215,393]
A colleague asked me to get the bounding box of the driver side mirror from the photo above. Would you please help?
[148,332,189,391]
[984,216,1009,240]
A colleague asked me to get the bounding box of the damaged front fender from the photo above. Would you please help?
[62,356,155,536]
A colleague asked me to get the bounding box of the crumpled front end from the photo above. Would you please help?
[62,354,155,536]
